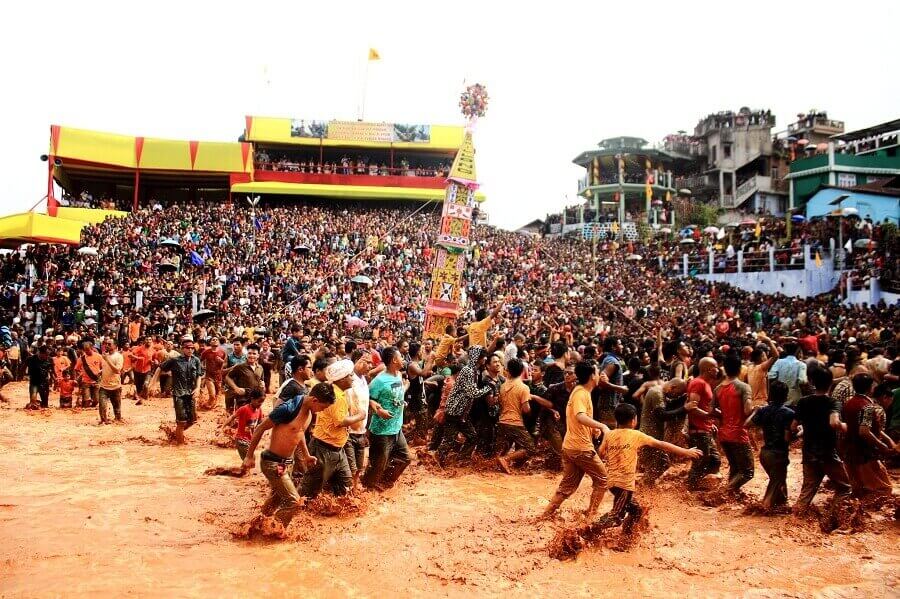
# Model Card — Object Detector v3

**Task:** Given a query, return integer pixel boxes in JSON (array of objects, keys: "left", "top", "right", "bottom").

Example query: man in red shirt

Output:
[
  {"left": 797, "top": 329, "right": 821, "bottom": 358},
  {"left": 841, "top": 372, "right": 896, "bottom": 497},
  {"left": 200, "top": 337, "right": 226, "bottom": 408},
  {"left": 221, "top": 390, "right": 265, "bottom": 461},
  {"left": 714, "top": 354, "right": 755, "bottom": 492},
  {"left": 685, "top": 356, "right": 722, "bottom": 490}
]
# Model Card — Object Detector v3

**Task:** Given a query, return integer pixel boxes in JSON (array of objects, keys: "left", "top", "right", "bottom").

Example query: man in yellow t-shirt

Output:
[
  {"left": 300, "top": 360, "right": 364, "bottom": 498},
  {"left": 597, "top": 403, "right": 702, "bottom": 532},
  {"left": 543, "top": 361, "right": 610, "bottom": 520},
  {"left": 466, "top": 298, "right": 508, "bottom": 349}
]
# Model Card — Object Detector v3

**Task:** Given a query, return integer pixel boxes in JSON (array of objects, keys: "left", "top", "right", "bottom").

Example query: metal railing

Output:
[{"left": 254, "top": 162, "right": 448, "bottom": 178}]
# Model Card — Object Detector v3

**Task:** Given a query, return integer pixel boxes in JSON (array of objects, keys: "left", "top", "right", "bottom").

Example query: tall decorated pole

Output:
[{"left": 423, "top": 84, "right": 488, "bottom": 340}]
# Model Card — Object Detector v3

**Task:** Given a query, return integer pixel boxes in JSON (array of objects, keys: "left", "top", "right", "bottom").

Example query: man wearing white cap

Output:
[{"left": 300, "top": 359, "right": 364, "bottom": 498}]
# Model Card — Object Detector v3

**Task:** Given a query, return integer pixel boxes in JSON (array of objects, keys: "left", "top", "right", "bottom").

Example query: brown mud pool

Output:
[{"left": 1, "top": 380, "right": 897, "bottom": 597}]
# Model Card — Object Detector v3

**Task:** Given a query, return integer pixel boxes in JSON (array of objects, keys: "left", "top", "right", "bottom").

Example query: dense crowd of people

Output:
[
  {"left": 0, "top": 198, "right": 897, "bottom": 533},
  {"left": 255, "top": 150, "right": 450, "bottom": 178}
]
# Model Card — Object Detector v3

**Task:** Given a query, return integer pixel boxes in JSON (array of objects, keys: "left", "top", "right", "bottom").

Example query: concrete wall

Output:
[{"left": 697, "top": 269, "right": 841, "bottom": 298}]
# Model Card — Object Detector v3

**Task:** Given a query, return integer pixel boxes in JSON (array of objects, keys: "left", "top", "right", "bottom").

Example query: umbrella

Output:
[
  {"left": 157, "top": 262, "right": 177, "bottom": 273},
  {"left": 651, "top": 199, "right": 663, "bottom": 206},
  {"left": 678, "top": 188, "right": 692, "bottom": 196},
  {"left": 625, "top": 254, "right": 643, "bottom": 261},
  {"left": 350, "top": 275, "right": 373, "bottom": 286},
  {"left": 840, "top": 206, "right": 859, "bottom": 217},
  {"left": 679, "top": 227, "right": 694, "bottom": 236},
  {"left": 786, "top": 136, "right": 797, "bottom": 142},
  {"left": 293, "top": 244, "right": 311, "bottom": 253},
  {"left": 77, "top": 247, "right": 98, "bottom": 256},
  {"left": 740, "top": 219, "right": 757, "bottom": 226},
  {"left": 192, "top": 309, "right": 217, "bottom": 322},
  {"left": 796, "top": 139, "right": 810, "bottom": 146},
  {"left": 854, "top": 238, "right": 874, "bottom": 248},
  {"left": 791, "top": 214, "right": 806, "bottom": 223},
  {"left": 703, "top": 226, "right": 719, "bottom": 234},
  {"left": 725, "top": 221, "right": 741, "bottom": 228},
  {"left": 680, "top": 238, "right": 695, "bottom": 244},
  {"left": 345, "top": 315, "right": 369, "bottom": 329},
  {"left": 658, "top": 227, "right": 672, "bottom": 234},
  {"left": 160, "top": 238, "right": 181, "bottom": 249}
]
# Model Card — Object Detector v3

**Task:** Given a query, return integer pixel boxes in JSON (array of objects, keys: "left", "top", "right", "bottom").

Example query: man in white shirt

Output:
[
  {"left": 344, "top": 349, "right": 372, "bottom": 492},
  {"left": 505, "top": 333, "right": 525, "bottom": 365}
]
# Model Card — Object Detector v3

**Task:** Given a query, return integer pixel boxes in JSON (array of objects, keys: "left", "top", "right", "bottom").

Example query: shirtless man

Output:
[{"left": 240, "top": 383, "right": 336, "bottom": 526}]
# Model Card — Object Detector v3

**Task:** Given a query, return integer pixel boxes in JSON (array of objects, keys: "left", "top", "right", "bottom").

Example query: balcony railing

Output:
[
  {"left": 675, "top": 174, "right": 717, "bottom": 191},
  {"left": 787, "top": 118, "right": 845, "bottom": 135}
]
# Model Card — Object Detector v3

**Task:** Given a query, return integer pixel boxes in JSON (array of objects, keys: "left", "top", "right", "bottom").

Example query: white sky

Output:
[{"left": 2, "top": 0, "right": 899, "bottom": 229}]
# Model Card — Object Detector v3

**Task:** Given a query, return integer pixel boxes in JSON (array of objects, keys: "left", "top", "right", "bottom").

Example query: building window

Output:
[
  {"left": 837, "top": 173, "right": 857, "bottom": 188},
  {"left": 711, "top": 145, "right": 717, "bottom": 163},
  {"left": 724, "top": 144, "right": 732, "bottom": 159}
]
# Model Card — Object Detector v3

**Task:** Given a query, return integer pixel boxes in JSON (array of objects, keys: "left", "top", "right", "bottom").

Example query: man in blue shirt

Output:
[
  {"left": 768, "top": 342, "right": 808, "bottom": 406},
  {"left": 363, "top": 346, "right": 411, "bottom": 490}
]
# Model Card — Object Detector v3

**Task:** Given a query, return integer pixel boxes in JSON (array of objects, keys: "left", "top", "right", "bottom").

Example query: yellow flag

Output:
[
  {"left": 611, "top": 221, "right": 620, "bottom": 234},
  {"left": 755, "top": 221, "right": 761, "bottom": 237},
  {"left": 815, "top": 251, "right": 823, "bottom": 268},
  {"left": 368, "top": 48, "right": 381, "bottom": 61},
  {"left": 645, "top": 183, "right": 653, "bottom": 201}
]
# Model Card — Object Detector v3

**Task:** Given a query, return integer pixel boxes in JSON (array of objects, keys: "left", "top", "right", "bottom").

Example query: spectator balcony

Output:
[{"left": 253, "top": 162, "right": 447, "bottom": 190}]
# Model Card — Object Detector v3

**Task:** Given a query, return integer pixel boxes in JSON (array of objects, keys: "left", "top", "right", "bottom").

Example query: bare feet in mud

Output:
[{"left": 497, "top": 456, "right": 512, "bottom": 474}]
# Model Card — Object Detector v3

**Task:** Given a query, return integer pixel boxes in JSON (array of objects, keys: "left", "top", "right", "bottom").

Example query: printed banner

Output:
[
  {"left": 290, "top": 119, "right": 328, "bottom": 138},
  {"left": 289, "top": 119, "right": 432, "bottom": 143}
]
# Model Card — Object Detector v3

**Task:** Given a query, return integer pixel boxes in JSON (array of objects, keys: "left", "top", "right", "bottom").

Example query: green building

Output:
[{"left": 787, "top": 118, "right": 900, "bottom": 209}]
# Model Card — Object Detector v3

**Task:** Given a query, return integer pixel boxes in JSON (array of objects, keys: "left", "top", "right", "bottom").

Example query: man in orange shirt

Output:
[
  {"left": 128, "top": 338, "right": 153, "bottom": 404},
  {"left": 53, "top": 348, "right": 71, "bottom": 391},
  {"left": 466, "top": 297, "right": 508, "bottom": 349},
  {"left": 543, "top": 360, "right": 611, "bottom": 520},
  {"left": 74, "top": 341, "right": 103, "bottom": 408}
]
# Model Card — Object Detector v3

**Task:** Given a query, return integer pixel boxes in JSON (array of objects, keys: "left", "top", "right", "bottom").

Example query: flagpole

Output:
[{"left": 360, "top": 56, "right": 370, "bottom": 121}]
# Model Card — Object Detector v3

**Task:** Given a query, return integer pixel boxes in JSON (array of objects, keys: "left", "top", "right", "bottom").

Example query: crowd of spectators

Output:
[{"left": 255, "top": 150, "right": 450, "bottom": 178}]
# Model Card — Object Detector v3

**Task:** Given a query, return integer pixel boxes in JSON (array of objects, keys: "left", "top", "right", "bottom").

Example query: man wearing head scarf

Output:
[
  {"left": 435, "top": 346, "right": 495, "bottom": 465},
  {"left": 299, "top": 359, "right": 365, "bottom": 498}
]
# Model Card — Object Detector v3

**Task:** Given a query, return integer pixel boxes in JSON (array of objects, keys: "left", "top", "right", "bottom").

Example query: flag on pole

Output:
[
  {"left": 754, "top": 221, "right": 761, "bottom": 238},
  {"left": 815, "top": 251, "right": 823, "bottom": 268},
  {"left": 368, "top": 48, "right": 381, "bottom": 61}
]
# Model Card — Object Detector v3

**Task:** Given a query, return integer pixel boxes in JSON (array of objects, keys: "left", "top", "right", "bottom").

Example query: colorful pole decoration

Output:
[{"left": 423, "top": 84, "right": 488, "bottom": 340}]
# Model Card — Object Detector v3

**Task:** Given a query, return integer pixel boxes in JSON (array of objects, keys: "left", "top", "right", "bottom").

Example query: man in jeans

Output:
[
  {"left": 436, "top": 346, "right": 493, "bottom": 466},
  {"left": 685, "top": 357, "right": 723, "bottom": 490},
  {"left": 364, "top": 346, "right": 412, "bottom": 490},
  {"left": 25, "top": 345, "right": 53, "bottom": 410},
  {"left": 300, "top": 360, "right": 364, "bottom": 497},
  {"left": 98, "top": 339, "right": 124, "bottom": 424},
  {"left": 792, "top": 366, "right": 852, "bottom": 514},
  {"left": 242, "top": 383, "right": 335, "bottom": 526},
  {"left": 714, "top": 354, "right": 755, "bottom": 492},
  {"left": 159, "top": 338, "right": 204, "bottom": 444}
]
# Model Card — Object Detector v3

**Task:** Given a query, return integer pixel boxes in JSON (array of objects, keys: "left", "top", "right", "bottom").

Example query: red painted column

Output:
[{"left": 133, "top": 170, "right": 140, "bottom": 212}]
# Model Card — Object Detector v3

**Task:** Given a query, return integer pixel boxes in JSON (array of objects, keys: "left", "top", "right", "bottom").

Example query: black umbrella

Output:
[
  {"left": 293, "top": 244, "right": 311, "bottom": 254},
  {"left": 157, "top": 262, "right": 178, "bottom": 273},
  {"left": 192, "top": 309, "right": 217, "bottom": 323}
]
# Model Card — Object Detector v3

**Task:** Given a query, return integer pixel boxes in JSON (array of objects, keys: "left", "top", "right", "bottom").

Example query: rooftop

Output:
[{"left": 831, "top": 118, "right": 900, "bottom": 143}]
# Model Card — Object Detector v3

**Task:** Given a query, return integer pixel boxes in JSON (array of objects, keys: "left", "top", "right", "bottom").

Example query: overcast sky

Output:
[{"left": 3, "top": 0, "right": 898, "bottom": 229}]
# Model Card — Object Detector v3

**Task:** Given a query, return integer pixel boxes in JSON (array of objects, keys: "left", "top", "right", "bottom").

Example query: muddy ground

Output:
[{"left": 1, "top": 380, "right": 897, "bottom": 598}]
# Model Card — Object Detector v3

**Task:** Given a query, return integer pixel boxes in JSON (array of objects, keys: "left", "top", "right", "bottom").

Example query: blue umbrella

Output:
[
  {"left": 679, "top": 227, "right": 694, "bottom": 237},
  {"left": 791, "top": 214, "right": 806, "bottom": 223}
]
